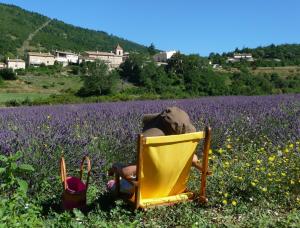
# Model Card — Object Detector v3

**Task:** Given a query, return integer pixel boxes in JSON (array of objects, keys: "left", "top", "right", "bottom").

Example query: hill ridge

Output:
[{"left": 0, "top": 3, "right": 147, "bottom": 58}]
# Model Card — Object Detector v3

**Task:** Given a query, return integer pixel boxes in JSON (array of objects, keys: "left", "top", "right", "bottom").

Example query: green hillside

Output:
[
  {"left": 209, "top": 44, "right": 300, "bottom": 67},
  {"left": 0, "top": 3, "right": 148, "bottom": 58}
]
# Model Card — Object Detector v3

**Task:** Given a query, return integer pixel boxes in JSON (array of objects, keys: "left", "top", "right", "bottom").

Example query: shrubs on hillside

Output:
[
  {"left": 77, "top": 60, "right": 119, "bottom": 96},
  {"left": 0, "top": 68, "right": 17, "bottom": 80},
  {"left": 116, "top": 52, "right": 300, "bottom": 97}
]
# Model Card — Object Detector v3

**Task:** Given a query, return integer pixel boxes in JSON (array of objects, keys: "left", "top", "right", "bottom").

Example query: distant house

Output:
[
  {"left": 153, "top": 51, "right": 177, "bottom": 63},
  {"left": 7, "top": 58, "right": 25, "bottom": 70},
  {"left": 0, "top": 62, "right": 6, "bottom": 69},
  {"left": 212, "top": 64, "right": 222, "bottom": 69},
  {"left": 54, "top": 50, "right": 79, "bottom": 66},
  {"left": 227, "top": 53, "right": 254, "bottom": 63},
  {"left": 82, "top": 44, "right": 124, "bottom": 69},
  {"left": 27, "top": 52, "right": 55, "bottom": 66}
]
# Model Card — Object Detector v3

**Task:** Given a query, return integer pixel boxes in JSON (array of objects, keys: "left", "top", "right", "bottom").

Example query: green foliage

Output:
[
  {"left": 0, "top": 4, "right": 48, "bottom": 56},
  {"left": 210, "top": 139, "right": 300, "bottom": 205},
  {"left": 230, "top": 71, "right": 273, "bottom": 95},
  {"left": 0, "top": 3, "right": 148, "bottom": 57},
  {"left": 24, "top": 62, "right": 63, "bottom": 76},
  {"left": 147, "top": 43, "right": 157, "bottom": 56},
  {"left": 0, "top": 152, "right": 42, "bottom": 227},
  {"left": 78, "top": 60, "right": 119, "bottom": 96},
  {"left": 119, "top": 52, "right": 149, "bottom": 84},
  {"left": 119, "top": 53, "right": 185, "bottom": 95},
  {"left": 0, "top": 68, "right": 17, "bottom": 80},
  {"left": 210, "top": 44, "right": 300, "bottom": 67},
  {"left": 0, "top": 152, "right": 34, "bottom": 197}
]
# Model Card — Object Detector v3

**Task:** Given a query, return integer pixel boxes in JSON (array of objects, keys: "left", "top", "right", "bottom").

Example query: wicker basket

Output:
[{"left": 60, "top": 156, "right": 91, "bottom": 210}]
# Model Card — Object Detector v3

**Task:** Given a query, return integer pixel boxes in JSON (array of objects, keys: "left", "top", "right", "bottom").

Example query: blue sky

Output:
[{"left": 1, "top": 0, "right": 300, "bottom": 56}]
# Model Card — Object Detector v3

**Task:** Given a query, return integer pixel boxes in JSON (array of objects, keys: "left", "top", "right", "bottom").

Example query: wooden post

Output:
[
  {"left": 60, "top": 157, "right": 67, "bottom": 190},
  {"left": 134, "top": 134, "right": 143, "bottom": 209},
  {"left": 80, "top": 156, "right": 91, "bottom": 190},
  {"left": 199, "top": 126, "right": 211, "bottom": 203}
]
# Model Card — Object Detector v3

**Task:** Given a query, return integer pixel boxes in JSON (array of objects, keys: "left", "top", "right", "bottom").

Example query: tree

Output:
[
  {"left": 140, "top": 63, "right": 174, "bottom": 93},
  {"left": 166, "top": 52, "right": 185, "bottom": 75},
  {"left": 78, "top": 60, "right": 119, "bottom": 96},
  {"left": 147, "top": 43, "right": 157, "bottom": 56},
  {"left": 119, "top": 53, "right": 150, "bottom": 85}
]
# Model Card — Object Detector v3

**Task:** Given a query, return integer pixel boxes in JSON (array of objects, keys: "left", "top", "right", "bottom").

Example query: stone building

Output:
[
  {"left": 153, "top": 51, "right": 177, "bottom": 63},
  {"left": 227, "top": 53, "right": 254, "bottom": 63},
  {"left": 0, "top": 62, "right": 6, "bottom": 69},
  {"left": 54, "top": 50, "right": 79, "bottom": 66},
  {"left": 82, "top": 44, "right": 124, "bottom": 68},
  {"left": 7, "top": 58, "right": 25, "bottom": 70},
  {"left": 27, "top": 52, "right": 55, "bottom": 66}
]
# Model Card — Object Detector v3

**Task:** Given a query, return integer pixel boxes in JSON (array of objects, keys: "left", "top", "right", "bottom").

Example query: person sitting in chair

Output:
[{"left": 107, "top": 106, "right": 204, "bottom": 194}]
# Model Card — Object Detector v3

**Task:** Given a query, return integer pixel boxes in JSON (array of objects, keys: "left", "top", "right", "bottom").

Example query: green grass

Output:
[
  {"left": 252, "top": 66, "right": 300, "bottom": 76},
  {"left": 0, "top": 74, "right": 83, "bottom": 105},
  {"left": 217, "top": 66, "right": 300, "bottom": 77},
  {"left": 0, "top": 92, "right": 51, "bottom": 103},
  {"left": 20, "top": 138, "right": 300, "bottom": 227},
  {"left": 0, "top": 74, "right": 83, "bottom": 94},
  {"left": 17, "top": 74, "right": 83, "bottom": 93}
]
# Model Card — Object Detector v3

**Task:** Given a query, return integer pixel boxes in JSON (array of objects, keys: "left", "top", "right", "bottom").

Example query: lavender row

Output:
[{"left": 0, "top": 94, "right": 299, "bottom": 173}]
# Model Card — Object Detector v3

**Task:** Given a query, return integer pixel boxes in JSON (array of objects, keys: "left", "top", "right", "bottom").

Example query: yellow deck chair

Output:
[{"left": 114, "top": 127, "right": 212, "bottom": 209}]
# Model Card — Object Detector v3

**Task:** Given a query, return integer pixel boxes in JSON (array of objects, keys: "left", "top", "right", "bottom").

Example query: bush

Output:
[
  {"left": 5, "top": 99, "right": 21, "bottom": 107},
  {"left": 0, "top": 68, "right": 17, "bottom": 80},
  {"left": 0, "top": 152, "right": 42, "bottom": 227}
]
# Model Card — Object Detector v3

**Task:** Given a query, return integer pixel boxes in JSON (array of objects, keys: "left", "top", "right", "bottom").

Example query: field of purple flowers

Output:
[{"left": 0, "top": 94, "right": 299, "bottom": 226}]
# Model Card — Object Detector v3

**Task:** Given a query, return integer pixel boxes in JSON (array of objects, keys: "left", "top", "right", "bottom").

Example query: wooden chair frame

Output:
[{"left": 113, "top": 126, "right": 212, "bottom": 209}]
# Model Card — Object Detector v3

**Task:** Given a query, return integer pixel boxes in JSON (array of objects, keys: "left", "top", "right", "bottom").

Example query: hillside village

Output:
[
  {"left": 0, "top": 44, "right": 179, "bottom": 71},
  {"left": 1, "top": 47, "right": 258, "bottom": 71},
  {"left": 0, "top": 44, "right": 128, "bottom": 71}
]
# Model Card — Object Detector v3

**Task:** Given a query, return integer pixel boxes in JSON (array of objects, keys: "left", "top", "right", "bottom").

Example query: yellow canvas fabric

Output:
[
  {"left": 139, "top": 192, "right": 194, "bottom": 208},
  {"left": 144, "top": 132, "right": 204, "bottom": 145},
  {"left": 139, "top": 132, "right": 204, "bottom": 201}
]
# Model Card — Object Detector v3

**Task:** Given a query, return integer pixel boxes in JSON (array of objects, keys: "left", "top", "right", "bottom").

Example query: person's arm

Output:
[
  {"left": 192, "top": 154, "right": 203, "bottom": 171},
  {"left": 192, "top": 154, "right": 212, "bottom": 175},
  {"left": 108, "top": 163, "right": 137, "bottom": 180}
]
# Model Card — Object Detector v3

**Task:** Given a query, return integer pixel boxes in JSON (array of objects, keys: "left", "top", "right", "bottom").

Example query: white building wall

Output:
[
  {"left": 29, "top": 55, "right": 55, "bottom": 66},
  {"left": 153, "top": 51, "right": 176, "bottom": 62},
  {"left": 55, "top": 52, "right": 79, "bottom": 66},
  {"left": 7, "top": 61, "right": 25, "bottom": 70},
  {"left": 0, "top": 63, "right": 6, "bottom": 69},
  {"left": 66, "top": 54, "right": 79, "bottom": 64}
]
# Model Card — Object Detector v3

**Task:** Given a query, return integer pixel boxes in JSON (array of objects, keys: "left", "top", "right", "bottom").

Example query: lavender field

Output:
[{"left": 0, "top": 94, "right": 300, "bottom": 226}]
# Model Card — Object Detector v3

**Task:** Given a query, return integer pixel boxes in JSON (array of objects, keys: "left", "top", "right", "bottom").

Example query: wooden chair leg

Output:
[{"left": 199, "top": 126, "right": 211, "bottom": 204}]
